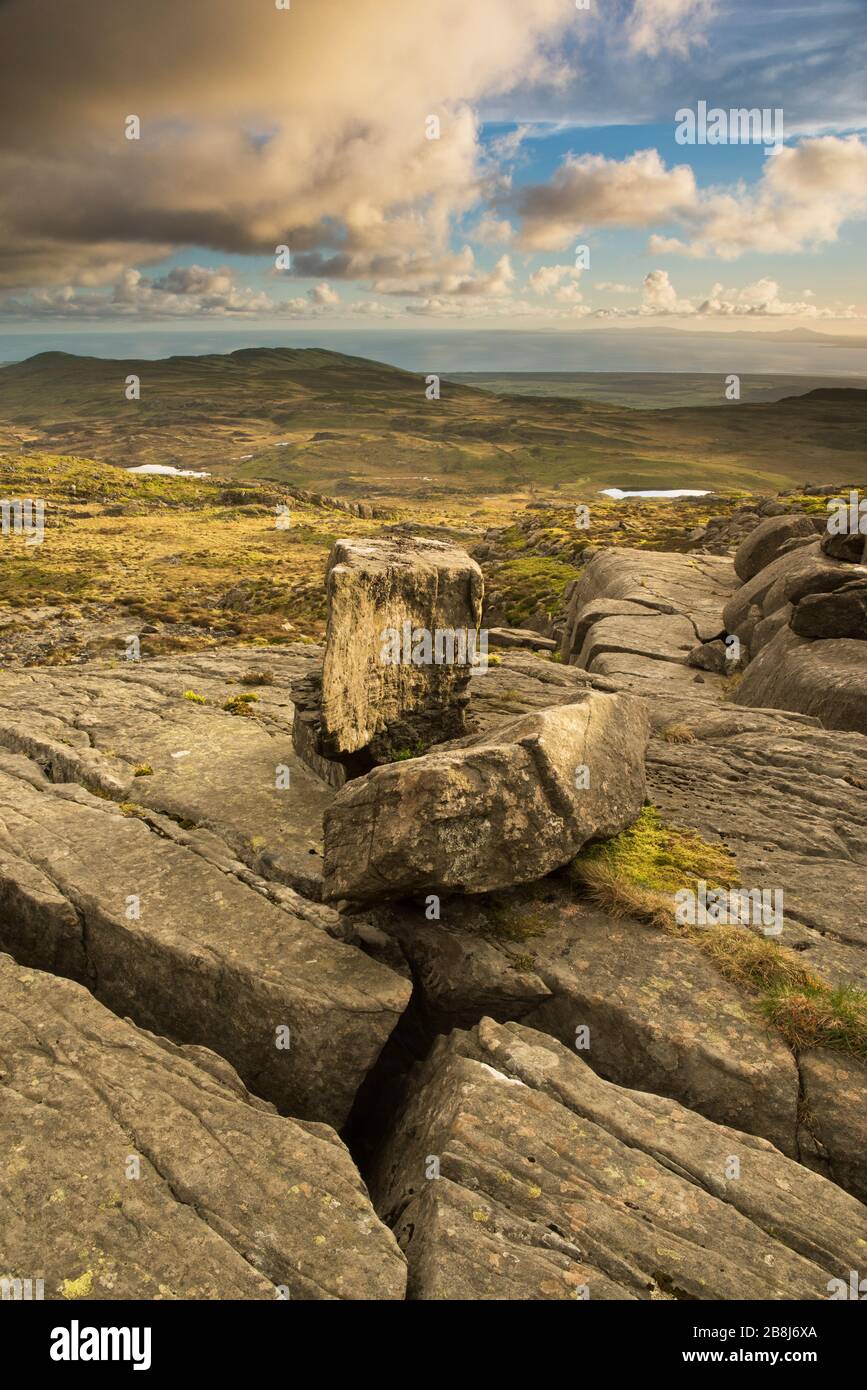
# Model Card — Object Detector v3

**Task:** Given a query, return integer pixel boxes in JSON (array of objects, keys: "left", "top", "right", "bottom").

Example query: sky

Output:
[{"left": 1, "top": 0, "right": 866, "bottom": 369}]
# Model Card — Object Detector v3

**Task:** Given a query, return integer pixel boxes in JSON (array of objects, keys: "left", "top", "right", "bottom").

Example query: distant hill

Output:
[{"left": 1, "top": 346, "right": 865, "bottom": 497}]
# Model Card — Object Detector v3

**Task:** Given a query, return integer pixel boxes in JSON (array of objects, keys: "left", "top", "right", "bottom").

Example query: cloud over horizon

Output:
[{"left": 0, "top": 0, "right": 864, "bottom": 331}]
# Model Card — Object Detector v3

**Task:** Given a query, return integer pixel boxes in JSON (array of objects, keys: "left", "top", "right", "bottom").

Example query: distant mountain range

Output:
[{"left": 1, "top": 346, "right": 865, "bottom": 496}]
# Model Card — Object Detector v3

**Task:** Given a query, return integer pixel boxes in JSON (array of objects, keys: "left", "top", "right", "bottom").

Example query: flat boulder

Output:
[
  {"left": 791, "top": 580, "right": 867, "bottom": 639},
  {"left": 0, "top": 952, "right": 406, "bottom": 1300},
  {"left": 734, "top": 512, "right": 816, "bottom": 582},
  {"left": 322, "top": 693, "right": 649, "bottom": 902},
  {"left": 370, "top": 1018, "right": 867, "bottom": 1300},
  {"left": 320, "top": 536, "right": 483, "bottom": 757}
]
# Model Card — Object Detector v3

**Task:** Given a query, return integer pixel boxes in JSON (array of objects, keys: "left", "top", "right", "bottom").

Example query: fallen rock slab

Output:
[
  {"left": 0, "top": 760, "right": 409, "bottom": 1127},
  {"left": 322, "top": 693, "right": 649, "bottom": 903},
  {"left": 0, "top": 952, "right": 406, "bottom": 1300},
  {"left": 370, "top": 1018, "right": 867, "bottom": 1300}
]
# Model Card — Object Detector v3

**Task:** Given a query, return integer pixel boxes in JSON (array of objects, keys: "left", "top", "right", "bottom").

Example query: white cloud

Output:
[
  {"left": 650, "top": 134, "right": 867, "bottom": 259},
  {"left": 592, "top": 269, "right": 859, "bottom": 320},
  {"left": 512, "top": 149, "right": 697, "bottom": 250},
  {"left": 626, "top": 0, "right": 717, "bottom": 57}
]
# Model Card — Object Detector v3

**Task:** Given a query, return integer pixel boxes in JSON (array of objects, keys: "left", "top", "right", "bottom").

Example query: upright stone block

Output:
[{"left": 319, "top": 536, "right": 483, "bottom": 758}]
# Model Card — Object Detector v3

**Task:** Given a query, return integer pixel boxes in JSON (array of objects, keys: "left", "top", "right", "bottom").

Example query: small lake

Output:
[{"left": 600, "top": 488, "right": 710, "bottom": 500}]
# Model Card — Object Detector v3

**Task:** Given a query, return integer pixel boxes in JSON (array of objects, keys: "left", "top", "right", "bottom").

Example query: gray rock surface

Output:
[
  {"left": 0, "top": 647, "right": 332, "bottom": 897},
  {"left": 370, "top": 1018, "right": 867, "bottom": 1300},
  {"left": 734, "top": 628, "right": 867, "bottom": 733},
  {"left": 322, "top": 693, "right": 649, "bottom": 903},
  {"left": 560, "top": 549, "right": 736, "bottom": 697},
  {"left": 734, "top": 513, "right": 816, "bottom": 582},
  {"left": 0, "top": 951, "right": 406, "bottom": 1300},
  {"left": 0, "top": 733, "right": 409, "bottom": 1127}
]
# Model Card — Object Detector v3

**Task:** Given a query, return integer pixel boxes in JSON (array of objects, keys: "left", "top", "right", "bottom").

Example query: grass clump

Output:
[
  {"left": 568, "top": 805, "right": 867, "bottom": 1059},
  {"left": 660, "top": 723, "right": 696, "bottom": 744},
  {"left": 183, "top": 690, "right": 206, "bottom": 704},
  {"left": 239, "top": 669, "right": 274, "bottom": 685},
  {"left": 222, "top": 693, "right": 258, "bottom": 716},
  {"left": 132, "top": 763, "right": 153, "bottom": 777},
  {"left": 568, "top": 805, "right": 738, "bottom": 897},
  {"left": 763, "top": 984, "right": 867, "bottom": 1059},
  {"left": 483, "top": 894, "right": 549, "bottom": 944}
]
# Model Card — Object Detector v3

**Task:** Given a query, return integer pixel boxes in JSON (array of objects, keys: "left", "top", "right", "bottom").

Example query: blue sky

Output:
[{"left": 0, "top": 0, "right": 865, "bottom": 365}]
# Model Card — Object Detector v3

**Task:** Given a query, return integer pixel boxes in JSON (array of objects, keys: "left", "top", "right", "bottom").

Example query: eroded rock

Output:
[
  {"left": 370, "top": 1018, "right": 867, "bottom": 1300},
  {"left": 734, "top": 513, "right": 816, "bottom": 582},
  {"left": 0, "top": 952, "right": 407, "bottom": 1300},
  {"left": 320, "top": 536, "right": 483, "bottom": 758},
  {"left": 322, "top": 693, "right": 649, "bottom": 903}
]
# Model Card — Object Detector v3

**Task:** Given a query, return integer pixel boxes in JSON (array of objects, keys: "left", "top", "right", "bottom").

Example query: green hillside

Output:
[{"left": 1, "top": 347, "right": 865, "bottom": 497}]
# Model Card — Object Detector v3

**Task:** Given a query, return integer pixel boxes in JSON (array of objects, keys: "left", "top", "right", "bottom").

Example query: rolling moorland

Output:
[
  {"left": 1, "top": 345, "right": 867, "bottom": 1303},
  {"left": 1, "top": 347, "right": 866, "bottom": 502}
]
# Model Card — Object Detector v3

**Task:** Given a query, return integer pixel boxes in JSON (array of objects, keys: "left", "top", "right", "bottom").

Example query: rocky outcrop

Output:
[
  {"left": 734, "top": 513, "right": 817, "bottom": 581},
  {"left": 0, "top": 735, "right": 408, "bottom": 1128},
  {"left": 790, "top": 580, "right": 867, "bottom": 639},
  {"left": 734, "top": 629, "right": 867, "bottom": 732},
  {"left": 560, "top": 549, "right": 737, "bottom": 697},
  {"left": 723, "top": 524, "right": 867, "bottom": 731},
  {"left": 2, "top": 528, "right": 866, "bottom": 1302},
  {"left": 0, "top": 951, "right": 406, "bottom": 1300},
  {"left": 370, "top": 1018, "right": 867, "bottom": 1300},
  {"left": 322, "top": 694, "right": 649, "bottom": 903},
  {"left": 320, "top": 536, "right": 483, "bottom": 759}
]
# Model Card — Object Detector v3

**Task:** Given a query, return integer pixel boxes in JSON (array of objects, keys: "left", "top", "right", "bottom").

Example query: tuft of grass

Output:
[
  {"left": 660, "top": 723, "right": 696, "bottom": 744},
  {"left": 569, "top": 805, "right": 867, "bottom": 1059},
  {"left": 569, "top": 804, "right": 738, "bottom": 896},
  {"left": 510, "top": 952, "right": 538, "bottom": 973},
  {"left": 762, "top": 984, "right": 867, "bottom": 1059},
  {"left": 483, "top": 896, "right": 549, "bottom": 944},
  {"left": 389, "top": 740, "right": 427, "bottom": 761},
  {"left": 183, "top": 690, "right": 206, "bottom": 704},
  {"left": 239, "top": 669, "right": 274, "bottom": 685},
  {"left": 222, "top": 693, "right": 258, "bottom": 716},
  {"left": 132, "top": 763, "right": 153, "bottom": 777}
]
